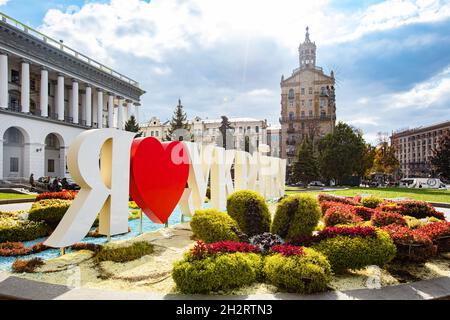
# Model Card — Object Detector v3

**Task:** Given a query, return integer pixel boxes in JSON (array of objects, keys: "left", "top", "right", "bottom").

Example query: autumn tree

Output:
[{"left": 292, "top": 138, "right": 320, "bottom": 185}]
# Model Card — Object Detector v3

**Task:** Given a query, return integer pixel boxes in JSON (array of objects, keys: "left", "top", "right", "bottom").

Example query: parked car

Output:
[
  {"left": 61, "top": 178, "right": 80, "bottom": 191},
  {"left": 308, "top": 181, "right": 325, "bottom": 187}
]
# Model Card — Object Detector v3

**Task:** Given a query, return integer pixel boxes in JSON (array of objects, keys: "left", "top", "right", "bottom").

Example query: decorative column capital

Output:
[
  {"left": 71, "top": 78, "right": 79, "bottom": 84},
  {"left": 41, "top": 66, "right": 49, "bottom": 72},
  {"left": 20, "top": 58, "right": 31, "bottom": 65},
  {"left": 57, "top": 73, "right": 65, "bottom": 78},
  {"left": 133, "top": 102, "right": 141, "bottom": 107},
  {"left": 96, "top": 88, "right": 104, "bottom": 93}
]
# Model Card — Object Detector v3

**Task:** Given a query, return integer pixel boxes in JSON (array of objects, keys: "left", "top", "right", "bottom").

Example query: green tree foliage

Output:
[
  {"left": 291, "top": 138, "right": 319, "bottom": 185},
  {"left": 318, "top": 122, "right": 366, "bottom": 184},
  {"left": 358, "top": 143, "right": 376, "bottom": 178},
  {"left": 124, "top": 115, "right": 143, "bottom": 137},
  {"left": 166, "top": 99, "right": 190, "bottom": 141},
  {"left": 431, "top": 132, "right": 450, "bottom": 181},
  {"left": 373, "top": 133, "right": 399, "bottom": 176}
]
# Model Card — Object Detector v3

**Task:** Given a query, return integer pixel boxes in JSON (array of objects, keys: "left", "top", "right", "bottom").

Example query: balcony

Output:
[
  {"left": 2, "top": 104, "right": 93, "bottom": 129},
  {"left": 280, "top": 115, "right": 333, "bottom": 123}
]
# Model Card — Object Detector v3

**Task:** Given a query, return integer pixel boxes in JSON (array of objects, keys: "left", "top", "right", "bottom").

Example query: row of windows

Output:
[
  {"left": 8, "top": 158, "right": 56, "bottom": 173},
  {"left": 288, "top": 99, "right": 328, "bottom": 108},
  {"left": 288, "top": 110, "right": 327, "bottom": 119},
  {"left": 288, "top": 87, "right": 328, "bottom": 99}
]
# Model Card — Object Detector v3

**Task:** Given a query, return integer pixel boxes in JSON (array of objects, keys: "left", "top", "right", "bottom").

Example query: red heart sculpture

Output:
[{"left": 129, "top": 137, "right": 190, "bottom": 224}]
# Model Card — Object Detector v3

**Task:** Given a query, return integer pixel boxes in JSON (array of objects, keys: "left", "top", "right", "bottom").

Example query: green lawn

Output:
[
  {"left": 0, "top": 193, "right": 36, "bottom": 200},
  {"left": 285, "top": 187, "right": 450, "bottom": 203}
]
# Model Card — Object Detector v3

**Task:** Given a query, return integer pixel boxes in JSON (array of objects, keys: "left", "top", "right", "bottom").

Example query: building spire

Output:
[
  {"left": 305, "top": 26, "right": 310, "bottom": 42},
  {"left": 299, "top": 26, "right": 316, "bottom": 68}
]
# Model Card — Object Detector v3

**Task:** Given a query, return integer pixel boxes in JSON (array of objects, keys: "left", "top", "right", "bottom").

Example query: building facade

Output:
[
  {"left": 280, "top": 27, "right": 336, "bottom": 166},
  {"left": 267, "top": 125, "right": 281, "bottom": 158},
  {"left": 142, "top": 115, "right": 268, "bottom": 153},
  {"left": 390, "top": 120, "right": 450, "bottom": 178},
  {"left": 0, "top": 13, "right": 145, "bottom": 181}
]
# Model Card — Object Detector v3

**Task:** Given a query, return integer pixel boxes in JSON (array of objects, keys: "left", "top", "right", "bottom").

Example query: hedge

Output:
[
  {"left": 323, "top": 205, "right": 361, "bottom": 227},
  {"left": 190, "top": 209, "right": 240, "bottom": 243},
  {"left": 0, "top": 217, "right": 50, "bottom": 243},
  {"left": 226, "top": 190, "right": 271, "bottom": 236},
  {"left": 95, "top": 241, "right": 154, "bottom": 263},
  {"left": 272, "top": 194, "right": 321, "bottom": 241},
  {"left": 172, "top": 252, "right": 262, "bottom": 294},
  {"left": 312, "top": 229, "right": 396, "bottom": 272},
  {"left": 263, "top": 247, "right": 332, "bottom": 294},
  {"left": 28, "top": 199, "right": 72, "bottom": 229},
  {"left": 361, "top": 196, "right": 383, "bottom": 209}
]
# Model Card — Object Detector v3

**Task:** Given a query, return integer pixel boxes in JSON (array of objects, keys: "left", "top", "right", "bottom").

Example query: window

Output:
[
  {"left": 48, "top": 159, "right": 55, "bottom": 173},
  {"left": 150, "top": 131, "right": 154, "bottom": 137},
  {"left": 45, "top": 134, "right": 58, "bottom": 148},
  {"left": 7, "top": 128, "right": 22, "bottom": 144},
  {"left": 11, "top": 70, "right": 19, "bottom": 83},
  {"left": 301, "top": 100, "right": 305, "bottom": 107},
  {"left": 309, "top": 110, "right": 313, "bottom": 117},
  {"left": 255, "top": 126, "right": 259, "bottom": 133},
  {"left": 289, "top": 100, "right": 294, "bottom": 107},
  {"left": 301, "top": 111, "right": 305, "bottom": 117},
  {"left": 308, "top": 99, "right": 312, "bottom": 107},
  {"left": 155, "top": 131, "right": 159, "bottom": 137},
  {"left": 320, "top": 99, "right": 326, "bottom": 107},
  {"left": 309, "top": 87, "right": 313, "bottom": 95},
  {"left": 288, "top": 112, "right": 294, "bottom": 121},
  {"left": 288, "top": 89, "right": 294, "bottom": 100},
  {"left": 10, "top": 158, "right": 19, "bottom": 172},
  {"left": 301, "top": 88, "right": 305, "bottom": 95}
]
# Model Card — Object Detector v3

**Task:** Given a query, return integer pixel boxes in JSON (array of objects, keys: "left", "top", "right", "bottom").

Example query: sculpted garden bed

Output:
[{"left": 0, "top": 190, "right": 450, "bottom": 296}]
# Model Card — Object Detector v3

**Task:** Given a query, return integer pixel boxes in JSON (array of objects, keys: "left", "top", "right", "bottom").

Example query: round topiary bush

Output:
[
  {"left": 190, "top": 209, "right": 240, "bottom": 243},
  {"left": 323, "top": 205, "right": 362, "bottom": 227},
  {"left": 226, "top": 190, "right": 271, "bottom": 237},
  {"left": 312, "top": 229, "right": 396, "bottom": 273},
  {"left": 172, "top": 252, "right": 262, "bottom": 294},
  {"left": 361, "top": 196, "right": 383, "bottom": 209},
  {"left": 263, "top": 247, "right": 332, "bottom": 294},
  {"left": 271, "top": 194, "right": 321, "bottom": 241}
]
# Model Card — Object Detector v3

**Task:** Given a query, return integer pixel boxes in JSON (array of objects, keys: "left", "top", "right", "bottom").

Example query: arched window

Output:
[
  {"left": 288, "top": 89, "right": 295, "bottom": 100},
  {"left": 288, "top": 112, "right": 294, "bottom": 121}
]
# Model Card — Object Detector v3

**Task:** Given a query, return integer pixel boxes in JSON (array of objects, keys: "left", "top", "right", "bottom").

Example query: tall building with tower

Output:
[{"left": 279, "top": 27, "right": 336, "bottom": 166}]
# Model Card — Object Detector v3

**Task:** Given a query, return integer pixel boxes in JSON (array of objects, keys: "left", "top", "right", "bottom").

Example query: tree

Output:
[
  {"left": 218, "top": 116, "right": 234, "bottom": 149},
  {"left": 357, "top": 143, "right": 376, "bottom": 179},
  {"left": 431, "top": 131, "right": 450, "bottom": 181},
  {"left": 317, "top": 122, "right": 366, "bottom": 185},
  {"left": 373, "top": 133, "right": 399, "bottom": 177},
  {"left": 124, "top": 115, "right": 143, "bottom": 137},
  {"left": 166, "top": 99, "right": 190, "bottom": 141},
  {"left": 292, "top": 138, "right": 319, "bottom": 185}
]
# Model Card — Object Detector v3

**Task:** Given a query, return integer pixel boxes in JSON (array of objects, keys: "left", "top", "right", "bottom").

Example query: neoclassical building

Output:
[
  {"left": 0, "top": 13, "right": 145, "bottom": 181},
  {"left": 280, "top": 27, "right": 336, "bottom": 165},
  {"left": 142, "top": 114, "right": 268, "bottom": 154}
]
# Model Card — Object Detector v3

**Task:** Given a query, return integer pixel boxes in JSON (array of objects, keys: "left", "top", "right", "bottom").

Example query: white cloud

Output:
[
  {"left": 0, "top": 0, "right": 9, "bottom": 6},
  {"left": 389, "top": 65, "right": 450, "bottom": 109},
  {"left": 347, "top": 116, "right": 380, "bottom": 126}
]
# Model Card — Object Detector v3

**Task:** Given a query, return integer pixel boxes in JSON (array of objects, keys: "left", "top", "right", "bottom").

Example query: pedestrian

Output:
[{"left": 29, "top": 173, "right": 36, "bottom": 191}]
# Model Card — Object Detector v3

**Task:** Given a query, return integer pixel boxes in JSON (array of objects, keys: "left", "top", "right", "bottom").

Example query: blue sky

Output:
[{"left": 1, "top": 0, "right": 449, "bottom": 144}]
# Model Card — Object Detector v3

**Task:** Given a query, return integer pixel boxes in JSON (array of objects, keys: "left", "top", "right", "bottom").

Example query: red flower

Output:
[
  {"left": 382, "top": 224, "right": 432, "bottom": 245},
  {"left": 190, "top": 240, "right": 260, "bottom": 259},
  {"left": 371, "top": 211, "right": 407, "bottom": 227},
  {"left": 319, "top": 226, "right": 377, "bottom": 239},
  {"left": 35, "top": 191, "right": 77, "bottom": 201},
  {"left": 271, "top": 244, "right": 305, "bottom": 257},
  {"left": 415, "top": 221, "right": 450, "bottom": 241},
  {"left": 323, "top": 205, "right": 362, "bottom": 227}
]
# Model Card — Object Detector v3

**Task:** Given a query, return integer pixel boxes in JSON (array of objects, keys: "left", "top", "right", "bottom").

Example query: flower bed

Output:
[
  {"left": 318, "top": 194, "right": 359, "bottom": 206},
  {"left": 35, "top": 191, "right": 77, "bottom": 201},
  {"left": 323, "top": 205, "right": 362, "bottom": 227},
  {"left": 415, "top": 221, "right": 450, "bottom": 252},
  {"left": 382, "top": 224, "right": 437, "bottom": 262},
  {"left": 371, "top": 211, "right": 407, "bottom": 227}
]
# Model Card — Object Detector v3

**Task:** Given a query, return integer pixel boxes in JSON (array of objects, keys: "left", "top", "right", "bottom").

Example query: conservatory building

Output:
[{"left": 0, "top": 13, "right": 145, "bottom": 181}]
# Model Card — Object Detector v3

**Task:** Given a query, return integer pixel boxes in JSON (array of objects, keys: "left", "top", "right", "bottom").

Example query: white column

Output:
[
  {"left": 57, "top": 74, "right": 64, "bottom": 120},
  {"left": 40, "top": 68, "right": 48, "bottom": 117},
  {"left": 21, "top": 61, "right": 30, "bottom": 113},
  {"left": 71, "top": 80, "right": 79, "bottom": 124},
  {"left": 134, "top": 103, "right": 140, "bottom": 124},
  {"left": 0, "top": 53, "right": 8, "bottom": 109},
  {"left": 85, "top": 86, "right": 92, "bottom": 127},
  {"left": 108, "top": 94, "right": 114, "bottom": 128},
  {"left": 127, "top": 100, "right": 133, "bottom": 120},
  {"left": 117, "top": 97, "right": 124, "bottom": 129},
  {"left": 97, "top": 89, "right": 103, "bottom": 129}
]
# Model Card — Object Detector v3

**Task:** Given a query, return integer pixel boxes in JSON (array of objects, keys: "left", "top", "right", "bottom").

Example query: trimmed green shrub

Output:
[
  {"left": 263, "top": 247, "right": 332, "bottom": 294},
  {"left": 28, "top": 199, "right": 72, "bottom": 229},
  {"left": 172, "top": 252, "right": 262, "bottom": 294},
  {"left": 190, "top": 209, "right": 240, "bottom": 243},
  {"left": 95, "top": 241, "right": 154, "bottom": 262},
  {"left": 312, "top": 229, "right": 396, "bottom": 272},
  {"left": 272, "top": 194, "right": 321, "bottom": 241},
  {"left": 226, "top": 190, "right": 271, "bottom": 236},
  {"left": 0, "top": 217, "right": 50, "bottom": 243},
  {"left": 361, "top": 196, "right": 383, "bottom": 209}
]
